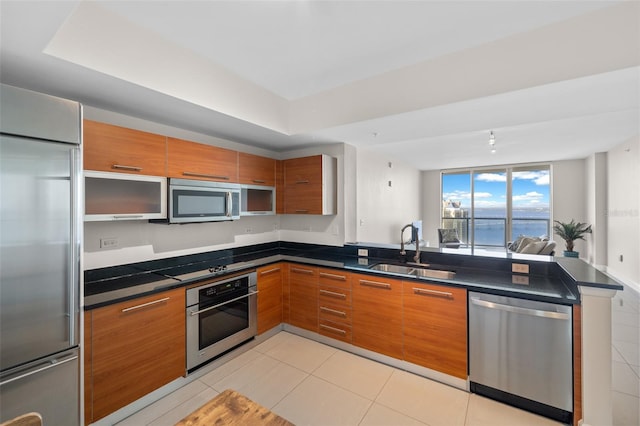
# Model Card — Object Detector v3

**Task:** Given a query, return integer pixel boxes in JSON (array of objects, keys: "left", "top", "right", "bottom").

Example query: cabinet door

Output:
[
  {"left": 89, "top": 288, "right": 185, "bottom": 422},
  {"left": 167, "top": 137, "right": 238, "bottom": 182},
  {"left": 83, "top": 120, "right": 167, "bottom": 176},
  {"left": 239, "top": 152, "right": 276, "bottom": 186},
  {"left": 352, "top": 273, "right": 403, "bottom": 359},
  {"left": 318, "top": 268, "right": 352, "bottom": 343},
  {"left": 275, "top": 160, "right": 284, "bottom": 214},
  {"left": 283, "top": 155, "right": 323, "bottom": 214},
  {"left": 84, "top": 311, "right": 92, "bottom": 426},
  {"left": 257, "top": 264, "right": 283, "bottom": 335},
  {"left": 288, "top": 265, "right": 318, "bottom": 332},
  {"left": 403, "top": 281, "right": 467, "bottom": 379}
]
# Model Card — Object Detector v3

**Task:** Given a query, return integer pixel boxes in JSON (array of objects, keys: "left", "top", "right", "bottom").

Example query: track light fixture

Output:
[{"left": 488, "top": 131, "right": 496, "bottom": 154}]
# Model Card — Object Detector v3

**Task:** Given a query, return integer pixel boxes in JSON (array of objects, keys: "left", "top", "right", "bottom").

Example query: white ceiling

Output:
[{"left": 1, "top": 0, "right": 638, "bottom": 170}]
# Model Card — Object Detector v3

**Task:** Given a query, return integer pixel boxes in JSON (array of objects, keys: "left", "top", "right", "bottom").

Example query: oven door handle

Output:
[{"left": 189, "top": 290, "right": 259, "bottom": 316}]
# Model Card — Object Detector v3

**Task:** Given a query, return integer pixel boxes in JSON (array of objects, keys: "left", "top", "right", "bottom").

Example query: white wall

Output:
[
  {"left": 552, "top": 159, "right": 589, "bottom": 256},
  {"left": 355, "top": 149, "right": 422, "bottom": 245},
  {"left": 585, "top": 153, "right": 608, "bottom": 267},
  {"left": 421, "top": 170, "right": 441, "bottom": 247},
  {"left": 606, "top": 136, "right": 639, "bottom": 289}
]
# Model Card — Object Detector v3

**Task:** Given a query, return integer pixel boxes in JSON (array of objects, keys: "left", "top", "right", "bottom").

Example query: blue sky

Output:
[{"left": 442, "top": 170, "right": 550, "bottom": 211}]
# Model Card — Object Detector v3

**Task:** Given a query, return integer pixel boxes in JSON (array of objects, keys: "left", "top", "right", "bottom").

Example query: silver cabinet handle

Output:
[
  {"left": 0, "top": 354, "right": 78, "bottom": 387},
  {"left": 295, "top": 180, "right": 309, "bottom": 184},
  {"left": 470, "top": 298, "right": 570, "bottom": 320},
  {"left": 182, "top": 171, "right": 230, "bottom": 180},
  {"left": 319, "top": 272, "right": 347, "bottom": 281},
  {"left": 190, "top": 291, "right": 259, "bottom": 316},
  {"left": 319, "top": 289, "right": 347, "bottom": 299},
  {"left": 359, "top": 279, "right": 391, "bottom": 289},
  {"left": 320, "top": 324, "right": 347, "bottom": 335},
  {"left": 295, "top": 210, "right": 309, "bottom": 213},
  {"left": 113, "top": 215, "right": 144, "bottom": 220},
  {"left": 320, "top": 306, "right": 347, "bottom": 317},
  {"left": 121, "top": 297, "right": 170, "bottom": 313},
  {"left": 112, "top": 164, "right": 142, "bottom": 172},
  {"left": 260, "top": 267, "right": 281, "bottom": 276},
  {"left": 413, "top": 287, "right": 453, "bottom": 298},
  {"left": 252, "top": 179, "right": 266, "bottom": 184},
  {"left": 291, "top": 267, "right": 314, "bottom": 275}
]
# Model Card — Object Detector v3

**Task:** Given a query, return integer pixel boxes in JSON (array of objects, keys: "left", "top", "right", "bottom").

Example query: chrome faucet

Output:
[{"left": 400, "top": 224, "right": 421, "bottom": 263}]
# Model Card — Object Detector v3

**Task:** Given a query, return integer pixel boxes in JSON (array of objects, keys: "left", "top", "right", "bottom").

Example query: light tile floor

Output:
[
  {"left": 612, "top": 283, "right": 640, "bottom": 426},
  {"left": 117, "top": 332, "right": 562, "bottom": 426}
]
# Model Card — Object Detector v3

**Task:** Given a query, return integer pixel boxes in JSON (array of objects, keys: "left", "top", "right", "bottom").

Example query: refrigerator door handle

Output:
[
  {"left": 68, "top": 147, "right": 81, "bottom": 347},
  {"left": 0, "top": 353, "right": 78, "bottom": 387}
]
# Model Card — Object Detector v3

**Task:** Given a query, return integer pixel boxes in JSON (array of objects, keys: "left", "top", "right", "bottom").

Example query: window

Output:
[{"left": 442, "top": 165, "right": 550, "bottom": 248}]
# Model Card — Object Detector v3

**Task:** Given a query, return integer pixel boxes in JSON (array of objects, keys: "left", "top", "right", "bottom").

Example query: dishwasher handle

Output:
[{"left": 470, "top": 297, "right": 570, "bottom": 320}]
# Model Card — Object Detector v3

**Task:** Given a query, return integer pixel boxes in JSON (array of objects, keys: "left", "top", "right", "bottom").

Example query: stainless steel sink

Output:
[
  {"left": 369, "top": 264, "right": 414, "bottom": 274},
  {"left": 368, "top": 263, "right": 455, "bottom": 280}
]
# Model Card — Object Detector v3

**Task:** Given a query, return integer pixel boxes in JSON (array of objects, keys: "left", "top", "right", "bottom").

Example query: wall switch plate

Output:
[
  {"left": 358, "top": 249, "right": 368, "bottom": 257},
  {"left": 512, "top": 263, "right": 530, "bottom": 274},
  {"left": 100, "top": 237, "right": 118, "bottom": 249}
]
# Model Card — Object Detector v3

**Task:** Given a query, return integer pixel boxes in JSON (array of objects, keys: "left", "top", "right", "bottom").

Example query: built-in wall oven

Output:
[{"left": 186, "top": 271, "right": 257, "bottom": 372}]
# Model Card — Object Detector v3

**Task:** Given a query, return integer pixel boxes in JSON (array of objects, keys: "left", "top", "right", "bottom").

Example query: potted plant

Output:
[{"left": 553, "top": 219, "right": 592, "bottom": 258}]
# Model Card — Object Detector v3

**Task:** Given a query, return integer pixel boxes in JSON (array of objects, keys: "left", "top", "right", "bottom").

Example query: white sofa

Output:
[{"left": 507, "top": 235, "right": 556, "bottom": 256}]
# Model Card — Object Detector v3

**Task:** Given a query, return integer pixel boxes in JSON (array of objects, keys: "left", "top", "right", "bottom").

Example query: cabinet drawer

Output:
[
  {"left": 319, "top": 319, "right": 352, "bottom": 343},
  {"left": 319, "top": 286, "right": 352, "bottom": 306},
  {"left": 319, "top": 303, "right": 352, "bottom": 324},
  {"left": 318, "top": 268, "right": 351, "bottom": 290}
]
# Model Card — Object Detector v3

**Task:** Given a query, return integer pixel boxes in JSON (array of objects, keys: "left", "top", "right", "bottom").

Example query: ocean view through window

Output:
[{"left": 442, "top": 165, "right": 551, "bottom": 248}]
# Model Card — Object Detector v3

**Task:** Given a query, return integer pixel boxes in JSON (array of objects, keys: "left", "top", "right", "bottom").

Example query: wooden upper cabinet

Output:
[
  {"left": 283, "top": 154, "right": 336, "bottom": 215},
  {"left": 83, "top": 120, "right": 167, "bottom": 176},
  {"left": 276, "top": 160, "right": 284, "bottom": 214},
  {"left": 167, "top": 137, "right": 238, "bottom": 182},
  {"left": 239, "top": 152, "right": 276, "bottom": 186}
]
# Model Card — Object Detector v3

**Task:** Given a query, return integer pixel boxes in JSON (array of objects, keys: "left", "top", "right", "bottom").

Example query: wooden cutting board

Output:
[{"left": 175, "top": 389, "right": 294, "bottom": 426}]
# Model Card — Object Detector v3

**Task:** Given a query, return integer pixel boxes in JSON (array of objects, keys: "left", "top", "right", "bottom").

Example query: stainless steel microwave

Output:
[{"left": 168, "top": 178, "right": 240, "bottom": 223}]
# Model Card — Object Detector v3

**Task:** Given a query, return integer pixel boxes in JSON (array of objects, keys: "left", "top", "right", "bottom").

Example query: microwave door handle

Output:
[{"left": 226, "top": 191, "right": 232, "bottom": 217}]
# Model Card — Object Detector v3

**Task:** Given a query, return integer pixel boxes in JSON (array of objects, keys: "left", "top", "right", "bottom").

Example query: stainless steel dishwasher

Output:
[{"left": 468, "top": 292, "right": 573, "bottom": 424}]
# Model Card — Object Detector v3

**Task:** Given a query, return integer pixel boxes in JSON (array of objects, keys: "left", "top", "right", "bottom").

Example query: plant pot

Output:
[{"left": 563, "top": 251, "right": 579, "bottom": 258}]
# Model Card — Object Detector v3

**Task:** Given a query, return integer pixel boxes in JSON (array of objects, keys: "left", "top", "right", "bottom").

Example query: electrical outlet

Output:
[
  {"left": 100, "top": 237, "right": 118, "bottom": 249},
  {"left": 245, "top": 227, "right": 252, "bottom": 234},
  {"left": 512, "top": 275, "right": 530, "bottom": 285},
  {"left": 512, "top": 263, "right": 530, "bottom": 274},
  {"left": 358, "top": 249, "right": 369, "bottom": 257}
]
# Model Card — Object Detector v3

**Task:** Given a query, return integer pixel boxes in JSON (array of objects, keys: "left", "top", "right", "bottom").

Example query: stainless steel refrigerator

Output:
[{"left": 0, "top": 84, "right": 81, "bottom": 425}]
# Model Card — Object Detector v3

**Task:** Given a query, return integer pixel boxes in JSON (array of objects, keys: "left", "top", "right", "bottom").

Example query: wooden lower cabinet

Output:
[
  {"left": 403, "top": 281, "right": 467, "bottom": 379},
  {"left": 85, "top": 288, "right": 186, "bottom": 423},
  {"left": 257, "top": 263, "right": 283, "bottom": 335},
  {"left": 318, "top": 268, "right": 352, "bottom": 343},
  {"left": 287, "top": 265, "right": 319, "bottom": 332},
  {"left": 351, "top": 273, "right": 403, "bottom": 359}
]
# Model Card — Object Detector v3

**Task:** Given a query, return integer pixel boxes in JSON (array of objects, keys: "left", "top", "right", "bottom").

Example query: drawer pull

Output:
[
  {"left": 112, "top": 164, "right": 142, "bottom": 172},
  {"left": 121, "top": 297, "right": 170, "bottom": 313},
  {"left": 295, "top": 210, "right": 309, "bottom": 213},
  {"left": 320, "top": 306, "right": 347, "bottom": 317},
  {"left": 413, "top": 288, "right": 453, "bottom": 298},
  {"left": 291, "top": 267, "right": 314, "bottom": 275},
  {"left": 320, "top": 324, "right": 347, "bottom": 335},
  {"left": 319, "top": 272, "right": 347, "bottom": 281},
  {"left": 359, "top": 280, "right": 391, "bottom": 289},
  {"left": 295, "top": 180, "right": 310, "bottom": 184},
  {"left": 319, "top": 289, "right": 347, "bottom": 299},
  {"left": 259, "top": 267, "right": 281, "bottom": 276},
  {"left": 182, "top": 171, "right": 230, "bottom": 180}
]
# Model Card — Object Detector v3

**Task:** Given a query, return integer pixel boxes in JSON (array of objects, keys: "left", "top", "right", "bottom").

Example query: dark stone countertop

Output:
[{"left": 84, "top": 241, "right": 621, "bottom": 309}]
